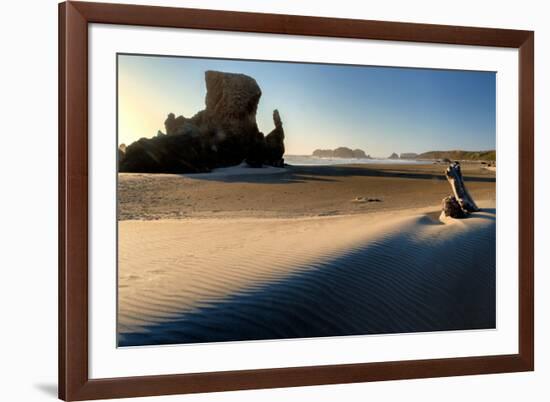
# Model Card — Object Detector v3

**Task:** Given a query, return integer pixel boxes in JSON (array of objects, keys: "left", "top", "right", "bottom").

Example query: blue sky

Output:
[{"left": 118, "top": 54, "right": 496, "bottom": 157}]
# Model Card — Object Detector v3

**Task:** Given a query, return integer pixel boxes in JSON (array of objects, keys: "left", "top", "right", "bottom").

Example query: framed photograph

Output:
[{"left": 59, "top": 1, "right": 534, "bottom": 400}]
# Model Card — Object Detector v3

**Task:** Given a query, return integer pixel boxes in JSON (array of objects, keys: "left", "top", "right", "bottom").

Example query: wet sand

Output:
[{"left": 118, "top": 162, "right": 496, "bottom": 220}]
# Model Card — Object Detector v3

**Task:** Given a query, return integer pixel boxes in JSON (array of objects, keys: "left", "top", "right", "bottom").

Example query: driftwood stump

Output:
[
  {"left": 440, "top": 162, "right": 479, "bottom": 219},
  {"left": 441, "top": 195, "right": 467, "bottom": 219}
]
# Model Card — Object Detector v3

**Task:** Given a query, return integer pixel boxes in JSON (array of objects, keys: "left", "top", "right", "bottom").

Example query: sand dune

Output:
[{"left": 118, "top": 200, "right": 496, "bottom": 346}]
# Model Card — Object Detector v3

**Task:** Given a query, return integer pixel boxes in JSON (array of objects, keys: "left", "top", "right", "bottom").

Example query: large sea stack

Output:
[
  {"left": 388, "top": 152, "right": 399, "bottom": 159},
  {"left": 119, "top": 71, "right": 285, "bottom": 173}
]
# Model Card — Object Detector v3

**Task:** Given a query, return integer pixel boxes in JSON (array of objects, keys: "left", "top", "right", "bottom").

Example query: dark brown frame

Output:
[{"left": 59, "top": 1, "right": 534, "bottom": 400}]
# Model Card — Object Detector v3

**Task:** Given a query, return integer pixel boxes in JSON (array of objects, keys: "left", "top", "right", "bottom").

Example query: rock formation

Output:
[
  {"left": 119, "top": 71, "right": 285, "bottom": 173},
  {"left": 399, "top": 152, "right": 418, "bottom": 159},
  {"left": 312, "top": 149, "right": 333, "bottom": 158},
  {"left": 118, "top": 144, "right": 126, "bottom": 164},
  {"left": 417, "top": 150, "right": 496, "bottom": 162},
  {"left": 262, "top": 110, "right": 285, "bottom": 167},
  {"left": 312, "top": 147, "right": 369, "bottom": 159}
]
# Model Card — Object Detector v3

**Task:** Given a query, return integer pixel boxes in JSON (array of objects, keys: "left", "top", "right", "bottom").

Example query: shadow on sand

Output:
[
  {"left": 183, "top": 165, "right": 497, "bottom": 185},
  {"left": 119, "top": 211, "right": 496, "bottom": 347}
]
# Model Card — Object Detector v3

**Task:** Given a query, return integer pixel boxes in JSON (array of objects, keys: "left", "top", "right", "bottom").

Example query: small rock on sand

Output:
[{"left": 352, "top": 196, "right": 382, "bottom": 203}]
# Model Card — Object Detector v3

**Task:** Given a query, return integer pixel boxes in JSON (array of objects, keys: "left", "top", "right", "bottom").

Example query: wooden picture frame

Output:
[{"left": 59, "top": 1, "right": 534, "bottom": 400}]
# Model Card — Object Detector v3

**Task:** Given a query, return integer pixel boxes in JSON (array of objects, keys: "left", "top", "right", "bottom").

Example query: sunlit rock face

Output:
[{"left": 119, "top": 71, "right": 285, "bottom": 173}]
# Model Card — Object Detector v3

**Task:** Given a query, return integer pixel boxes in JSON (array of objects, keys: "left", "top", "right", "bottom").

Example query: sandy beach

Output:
[
  {"left": 117, "top": 163, "right": 496, "bottom": 346},
  {"left": 118, "top": 162, "right": 495, "bottom": 220}
]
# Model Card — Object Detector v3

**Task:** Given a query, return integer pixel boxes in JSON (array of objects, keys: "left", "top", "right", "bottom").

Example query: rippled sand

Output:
[{"left": 118, "top": 201, "right": 496, "bottom": 346}]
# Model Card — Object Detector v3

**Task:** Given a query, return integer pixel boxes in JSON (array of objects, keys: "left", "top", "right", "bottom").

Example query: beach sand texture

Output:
[
  {"left": 117, "top": 163, "right": 496, "bottom": 346},
  {"left": 118, "top": 162, "right": 496, "bottom": 220}
]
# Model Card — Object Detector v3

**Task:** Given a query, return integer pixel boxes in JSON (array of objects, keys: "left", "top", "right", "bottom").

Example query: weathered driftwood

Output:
[
  {"left": 444, "top": 162, "right": 479, "bottom": 213},
  {"left": 441, "top": 195, "right": 467, "bottom": 219},
  {"left": 440, "top": 162, "right": 480, "bottom": 220}
]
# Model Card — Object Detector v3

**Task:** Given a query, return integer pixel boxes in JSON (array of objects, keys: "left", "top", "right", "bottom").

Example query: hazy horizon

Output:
[{"left": 118, "top": 54, "right": 496, "bottom": 157}]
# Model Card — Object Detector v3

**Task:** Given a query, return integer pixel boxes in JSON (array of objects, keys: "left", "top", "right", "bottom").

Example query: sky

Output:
[{"left": 118, "top": 54, "right": 496, "bottom": 157}]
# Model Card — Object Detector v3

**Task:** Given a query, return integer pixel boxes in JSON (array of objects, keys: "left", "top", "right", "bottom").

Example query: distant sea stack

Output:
[
  {"left": 312, "top": 147, "right": 370, "bottom": 159},
  {"left": 400, "top": 153, "right": 418, "bottom": 159},
  {"left": 119, "top": 70, "right": 285, "bottom": 173},
  {"left": 388, "top": 152, "right": 399, "bottom": 159}
]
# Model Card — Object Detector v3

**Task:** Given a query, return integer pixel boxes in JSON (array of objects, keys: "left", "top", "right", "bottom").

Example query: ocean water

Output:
[{"left": 284, "top": 155, "right": 431, "bottom": 166}]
